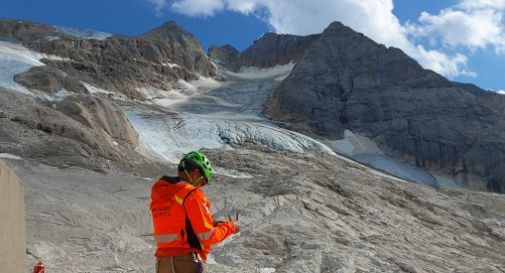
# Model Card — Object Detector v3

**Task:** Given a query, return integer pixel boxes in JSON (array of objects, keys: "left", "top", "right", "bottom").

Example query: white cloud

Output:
[
  {"left": 414, "top": 46, "right": 477, "bottom": 78},
  {"left": 171, "top": 0, "right": 225, "bottom": 16},
  {"left": 458, "top": 0, "right": 505, "bottom": 10},
  {"left": 146, "top": 0, "right": 167, "bottom": 12},
  {"left": 158, "top": 0, "right": 475, "bottom": 78},
  {"left": 408, "top": 1, "right": 505, "bottom": 53}
]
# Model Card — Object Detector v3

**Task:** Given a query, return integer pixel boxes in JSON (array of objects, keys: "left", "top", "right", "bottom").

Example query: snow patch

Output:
[
  {"left": 137, "top": 77, "right": 222, "bottom": 108},
  {"left": 328, "top": 130, "right": 439, "bottom": 187},
  {"left": 45, "top": 36, "right": 60, "bottom": 42},
  {"left": 329, "top": 130, "right": 382, "bottom": 156},
  {"left": 0, "top": 41, "right": 45, "bottom": 95},
  {"left": 54, "top": 26, "right": 112, "bottom": 40},
  {"left": 0, "top": 41, "right": 71, "bottom": 96},
  {"left": 162, "top": 62, "right": 180, "bottom": 69},
  {"left": 0, "top": 153, "right": 22, "bottom": 160},
  {"left": 137, "top": 86, "right": 189, "bottom": 107},
  {"left": 176, "top": 76, "right": 221, "bottom": 92},
  {"left": 51, "top": 89, "right": 71, "bottom": 102},
  {"left": 260, "top": 268, "right": 276, "bottom": 273},
  {"left": 81, "top": 81, "right": 129, "bottom": 100},
  {"left": 434, "top": 174, "right": 459, "bottom": 188},
  {"left": 81, "top": 82, "right": 114, "bottom": 95},
  {"left": 224, "top": 62, "right": 295, "bottom": 80},
  {"left": 214, "top": 167, "right": 253, "bottom": 179}
]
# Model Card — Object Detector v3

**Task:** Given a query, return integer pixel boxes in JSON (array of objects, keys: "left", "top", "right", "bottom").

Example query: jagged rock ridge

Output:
[
  {"left": 266, "top": 21, "right": 505, "bottom": 192},
  {"left": 209, "top": 33, "right": 318, "bottom": 70},
  {"left": 0, "top": 19, "right": 216, "bottom": 99}
]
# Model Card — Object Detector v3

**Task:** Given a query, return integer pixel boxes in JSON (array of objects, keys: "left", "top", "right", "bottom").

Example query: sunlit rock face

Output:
[
  {"left": 0, "top": 19, "right": 217, "bottom": 100},
  {"left": 266, "top": 21, "right": 505, "bottom": 192}
]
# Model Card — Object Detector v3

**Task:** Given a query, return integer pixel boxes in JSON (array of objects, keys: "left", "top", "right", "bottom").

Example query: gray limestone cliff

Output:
[
  {"left": 209, "top": 33, "right": 318, "bottom": 70},
  {"left": 208, "top": 44, "right": 241, "bottom": 70},
  {"left": 266, "top": 22, "right": 505, "bottom": 192}
]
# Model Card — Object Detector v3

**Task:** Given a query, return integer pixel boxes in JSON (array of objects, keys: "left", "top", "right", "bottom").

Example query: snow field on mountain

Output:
[
  {"left": 53, "top": 25, "right": 112, "bottom": 40},
  {"left": 127, "top": 64, "right": 335, "bottom": 170},
  {"left": 223, "top": 62, "right": 295, "bottom": 81},
  {"left": 127, "top": 64, "right": 455, "bottom": 188},
  {"left": 0, "top": 41, "right": 45, "bottom": 96},
  {"left": 136, "top": 76, "right": 222, "bottom": 108},
  {"left": 0, "top": 41, "right": 70, "bottom": 98},
  {"left": 328, "top": 129, "right": 456, "bottom": 187}
]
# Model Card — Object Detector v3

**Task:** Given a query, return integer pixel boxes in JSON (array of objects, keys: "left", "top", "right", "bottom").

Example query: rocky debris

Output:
[
  {"left": 0, "top": 87, "right": 141, "bottom": 171},
  {"left": 11, "top": 143, "right": 505, "bottom": 273},
  {"left": 206, "top": 147, "right": 505, "bottom": 272},
  {"left": 209, "top": 33, "right": 318, "bottom": 71},
  {"left": 140, "top": 21, "right": 215, "bottom": 74},
  {"left": 266, "top": 21, "right": 505, "bottom": 192},
  {"left": 0, "top": 19, "right": 217, "bottom": 99}
]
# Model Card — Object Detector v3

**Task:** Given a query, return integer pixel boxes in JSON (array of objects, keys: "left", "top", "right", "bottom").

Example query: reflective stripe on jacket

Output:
[{"left": 150, "top": 176, "right": 236, "bottom": 260}]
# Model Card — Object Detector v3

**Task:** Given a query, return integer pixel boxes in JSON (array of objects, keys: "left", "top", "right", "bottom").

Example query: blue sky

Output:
[{"left": 1, "top": 0, "right": 504, "bottom": 92}]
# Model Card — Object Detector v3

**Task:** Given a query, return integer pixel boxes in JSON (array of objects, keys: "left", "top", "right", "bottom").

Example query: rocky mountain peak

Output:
[
  {"left": 210, "top": 32, "right": 319, "bottom": 70},
  {"left": 141, "top": 20, "right": 191, "bottom": 40},
  {"left": 208, "top": 44, "right": 241, "bottom": 69},
  {"left": 0, "top": 19, "right": 216, "bottom": 100},
  {"left": 266, "top": 20, "right": 505, "bottom": 192},
  {"left": 323, "top": 21, "right": 350, "bottom": 32}
]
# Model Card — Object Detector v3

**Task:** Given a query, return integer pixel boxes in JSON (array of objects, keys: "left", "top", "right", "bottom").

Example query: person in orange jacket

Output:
[{"left": 150, "top": 151, "right": 239, "bottom": 273}]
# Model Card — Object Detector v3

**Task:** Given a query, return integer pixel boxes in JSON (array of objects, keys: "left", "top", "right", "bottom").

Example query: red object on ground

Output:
[{"left": 33, "top": 261, "right": 45, "bottom": 273}]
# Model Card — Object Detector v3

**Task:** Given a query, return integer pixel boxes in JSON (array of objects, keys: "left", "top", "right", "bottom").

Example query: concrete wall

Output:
[{"left": 0, "top": 160, "right": 26, "bottom": 273}]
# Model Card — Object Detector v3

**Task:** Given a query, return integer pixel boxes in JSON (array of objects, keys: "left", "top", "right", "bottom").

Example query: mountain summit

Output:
[{"left": 266, "top": 21, "right": 505, "bottom": 192}]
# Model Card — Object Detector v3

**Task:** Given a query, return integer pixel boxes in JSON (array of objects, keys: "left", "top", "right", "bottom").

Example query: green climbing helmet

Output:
[{"left": 179, "top": 151, "right": 213, "bottom": 183}]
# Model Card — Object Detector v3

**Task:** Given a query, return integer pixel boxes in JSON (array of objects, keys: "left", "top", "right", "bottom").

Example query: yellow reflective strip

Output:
[
  {"left": 154, "top": 233, "right": 178, "bottom": 243},
  {"left": 197, "top": 230, "right": 213, "bottom": 241},
  {"left": 198, "top": 205, "right": 214, "bottom": 230},
  {"left": 174, "top": 195, "right": 184, "bottom": 205}
]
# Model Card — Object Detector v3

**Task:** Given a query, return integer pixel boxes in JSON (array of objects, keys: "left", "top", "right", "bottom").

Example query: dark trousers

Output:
[{"left": 156, "top": 254, "right": 203, "bottom": 273}]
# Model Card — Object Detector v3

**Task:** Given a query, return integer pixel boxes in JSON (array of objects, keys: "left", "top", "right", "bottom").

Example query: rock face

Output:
[
  {"left": 0, "top": 19, "right": 67, "bottom": 43},
  {"left": 0, "top": 87, "right": 140, "bottom": 171},
  {"left": 208, "top": 44, "right": 240, "bottom": 70},
  {"left": 0, "top": 19, "right": 216, "bottom": 99},
  {"left": 209, "top": 33, "right": 318, "bottom": 70},
  {"left": 14, "top": 66, "right": 88, "bottom": 95},
  {"left": 266, "top": 22, "right": 505, "bottom": 192}
]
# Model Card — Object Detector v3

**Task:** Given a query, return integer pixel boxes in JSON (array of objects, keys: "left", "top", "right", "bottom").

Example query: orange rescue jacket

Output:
[{"left": 150, "top": 176, "right": 236, "bottom": 260}]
